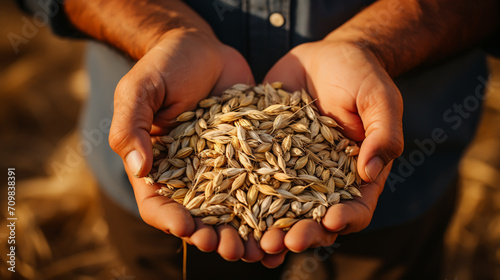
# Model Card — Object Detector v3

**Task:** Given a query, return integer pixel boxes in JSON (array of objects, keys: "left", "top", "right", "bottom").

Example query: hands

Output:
[
  {"left": 109, "top": 29, "right": 256, "bottom": 260},
  {"left": 264, "top": 40, "right": 404, "bottom": 183},
  {"left": 259, "top": 40, "right": 404, "bottom": 267},
  {"left": 65, "top": 0, "right": 260, "bottom": 262},
  {"left": 112, "top": 36, "right": 404, "bottom": 266},
  {"left": 70, "top": 0, "right": 500, "bottom": 270},
  {"left": 111, "top": 33, "right": 404, "bottom": 269}
]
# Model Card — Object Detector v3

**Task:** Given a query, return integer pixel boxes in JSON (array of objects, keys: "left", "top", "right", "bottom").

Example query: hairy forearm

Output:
[
  {"left": 64, "top": 0, "right": 215, "bottom": 60},
  {"left": 328, "top": 0, "right": 500, "bottom": 77}
]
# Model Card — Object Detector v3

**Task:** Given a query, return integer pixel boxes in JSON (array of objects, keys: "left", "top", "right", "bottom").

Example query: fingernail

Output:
[
  {"left": 167, "top": 119, "right": 178, "bottom": 125},
  {"left": 126, "top": 150, "right": 143, "bottom": 177},
  {"left": 365, "top": 156, "right": 384, "bottom": 182},
  {"left": 333, "top": 225, "right": 346, "bottom": 233}
]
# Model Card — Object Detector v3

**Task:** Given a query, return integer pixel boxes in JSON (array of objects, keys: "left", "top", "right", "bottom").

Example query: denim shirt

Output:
[{"left": 19, "top": 0, "right": 488, "bottom": 229}]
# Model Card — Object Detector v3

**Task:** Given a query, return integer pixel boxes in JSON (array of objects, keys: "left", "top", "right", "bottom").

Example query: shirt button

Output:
[{"left": 269, "top": 13, "right": 285, "bottom": 27}]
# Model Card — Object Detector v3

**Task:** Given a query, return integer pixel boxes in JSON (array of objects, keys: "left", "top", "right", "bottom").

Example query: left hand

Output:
[
  {"left": 109, "top": 29, "right": 257, "bottom": 261},
  {"left": 259, "top": 39, "right": 404, "bottom": 267}
]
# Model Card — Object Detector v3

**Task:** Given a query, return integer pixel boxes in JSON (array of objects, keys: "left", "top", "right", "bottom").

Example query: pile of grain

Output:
[{"left": 146, "top": 83, "right": 362, "bottom": 241}]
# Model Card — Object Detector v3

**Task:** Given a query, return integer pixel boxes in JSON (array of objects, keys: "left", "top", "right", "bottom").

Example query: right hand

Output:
[
  {"left": 108, "top": 29, "right": 257, "bottom": 260},
  {"left": 260, "top": 40, "right": 404, "bottom": 267}
]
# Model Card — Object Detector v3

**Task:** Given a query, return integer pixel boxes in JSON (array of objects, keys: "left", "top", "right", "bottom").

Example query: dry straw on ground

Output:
[{"left": 149, "top": 83, "right": 362, "bottom": 241}]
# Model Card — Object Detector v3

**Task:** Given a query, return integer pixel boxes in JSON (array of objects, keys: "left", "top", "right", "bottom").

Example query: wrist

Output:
[
  {"left": 136, "top": 11, "right": 222, "bottom": 60},
  {"left": 151, "top": 27, "right": 221, "bottom": 54},
  {"left": 310, "top": 37, "right": 390, "bottom": 79},
  {"left": 152, "top": 28, "right": 227, "bottom": 71},
  {"left": 115, "top": 20, "right": 220, "bottom": 61},
  {"left": 64, "top": 0, "right": 220, "bottom": 60},
  {"left": 322, "top": 32, "right": 392, "bottom": 76}
]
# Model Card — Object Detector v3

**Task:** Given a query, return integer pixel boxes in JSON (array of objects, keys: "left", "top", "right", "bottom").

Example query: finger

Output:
[
  {"left": 322, "top": 198, "right": 370, "bottom": 235},
  {"left": 356, "top": 75, "right": 404, "bottom": 182},
  {"left": 242, "top": 236, "right": 265, "bottom": 263},
  {"left": 263, "top": 53, "right": 306, "bottom": 91},
  {"left": 153, "top": 46, "right": 256, "bottom": 133},
  {"left": 260, "top": 228, "right": 286, "bottom": 254},
  {"left": 148, "top": 101, "right": 203, "bottom": 136},
  {"left": 109, "top": 69, "right": 164, "bottom": 178},
  {"left": 128, "top": 173, "right": 195, "bottom": 237},
  {"left": 182, "top": 218, "right": 218, "bottom": 252},
  {"left": 261, "top": 249, "right": 289, "bottom": 268},
  {"left": 216, "top": 225, "right": 245, "bottom": 261},
  {"left": 151, "top": 102, "right": 199, "bottom": 129},
  {"left": 284, "top": 220, "right": 337, "bottom": 253},
  {"left": 213, "top": 45, "right": 256, "bottom": 94},
  {"left": 322, "top": 164, "right": 392, "bottom": 234}
]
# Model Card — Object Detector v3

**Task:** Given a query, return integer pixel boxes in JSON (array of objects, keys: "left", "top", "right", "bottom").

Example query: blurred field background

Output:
[{"left": 0, "top": 1, "right": 499, "bottom": 279}]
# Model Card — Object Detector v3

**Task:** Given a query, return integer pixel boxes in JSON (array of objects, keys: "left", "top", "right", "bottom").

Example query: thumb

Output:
[
  {"left": 357, "top": 78, "right": 404, "bottom": 182},
  {"left": 263, "top": 52, "right": 305, "bottom": 90},
  {"left": 109, "top": 73, "right": 163, "bottom": 178}
]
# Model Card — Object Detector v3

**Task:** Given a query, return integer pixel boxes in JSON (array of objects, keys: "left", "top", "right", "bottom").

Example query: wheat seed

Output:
[{"left": 149, "top": 83, "right": 362, "bottom": 241}]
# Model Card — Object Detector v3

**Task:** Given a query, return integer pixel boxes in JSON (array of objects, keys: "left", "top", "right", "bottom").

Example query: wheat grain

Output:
[{"left": 149, "top": 83, "right": 362, "bottom": 241}]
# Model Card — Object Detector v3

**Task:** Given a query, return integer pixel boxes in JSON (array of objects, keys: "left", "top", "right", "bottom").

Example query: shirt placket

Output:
[{"left": 246, "top": 0, "right": 290, "bottom": 81}]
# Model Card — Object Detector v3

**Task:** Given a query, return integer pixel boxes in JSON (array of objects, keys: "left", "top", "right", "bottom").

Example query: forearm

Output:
[
  {"left": 327, "top": 0, "right": 500, "bottom": 77},
  {"left": 64, "top": 0, "right": 216, "bottom": 60}
]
